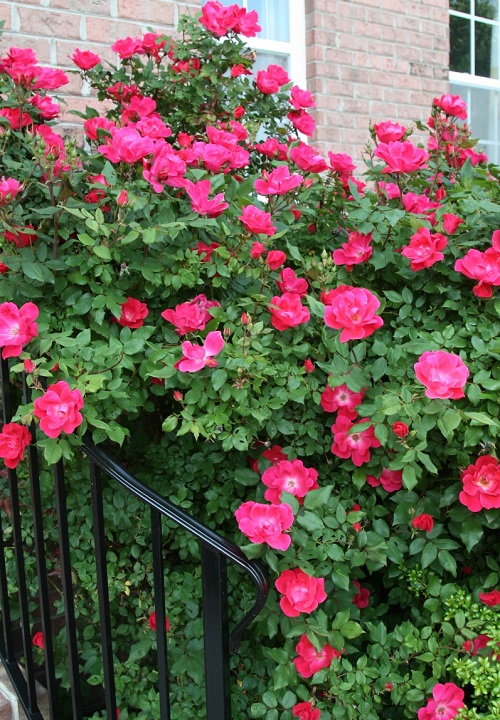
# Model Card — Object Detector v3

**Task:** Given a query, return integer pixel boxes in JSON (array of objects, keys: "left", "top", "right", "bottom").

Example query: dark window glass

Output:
[
  {"left": 475, "top": 0, "right": 498, "bottom": 20},
  {"left": 450, "top": 0, "right": 471, "bottom": 12},
  {"left": 450, "top": 15, "right": 472, "bottom": 73},
  {"left": 475, "top": 20, "right": 494, "bottom": 76}
]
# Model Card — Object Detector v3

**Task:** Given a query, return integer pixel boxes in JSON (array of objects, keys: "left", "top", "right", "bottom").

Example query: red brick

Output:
[
  {"left": 55, "top": 39, "right": 116, "bottom": 67},
  {"left": 85, "top": 16, "right": 144, "bottom": 43},
  {"left": 18, "top": 7, "right": 82, "bottom": 39},
  {"left": 1, "top": 33, "right": 52, "bottom": 63},
  {"left": 48, "top": 0, "right": 110, "bottom": 12},
  {"left": 118, "top": 0, "right": 174, "bottom": 25}
]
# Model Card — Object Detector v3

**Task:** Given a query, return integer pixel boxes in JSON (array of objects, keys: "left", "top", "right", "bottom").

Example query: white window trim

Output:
[{"left": 449, "top": 70, "right": 500, "bottom": 90}]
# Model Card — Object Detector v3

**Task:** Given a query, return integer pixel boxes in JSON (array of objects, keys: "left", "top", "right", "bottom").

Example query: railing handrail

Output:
[{"left": 81, "top": 435, "right": 269, "bottom": 652}]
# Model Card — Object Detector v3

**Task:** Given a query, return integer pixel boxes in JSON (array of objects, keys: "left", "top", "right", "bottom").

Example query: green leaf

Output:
[
  {"left": 297, "top": 511, "right": 324, "bottom": 532},
  {"left": 464, "top": 411, "right": 500, "bottom": 428},
  {"left": 341, "top": 621, "right": 364, "bottom": 639},
  {"left": 459, "top": 516, "right": 484, "bottom": 553},
  {"left": 303, "top": 485, "right": 333, "bottom": 510},
  {"left": 234, "top": 468, "right": 260, "bottom": 486},
  {"left": 421, "top": 543, "right": 437, "bottom": 568},
  {"left": 162, "top": 415, "right": 178, "bottom": 433},
  {"left": 43, "top": 442, "right": 62, "bottom": 466},
  {"left": 93, "top": 245, "right": 112, "bottom": 260},
  {"left": 306, "top": 296, "right": 325, "bottom": 319},
  {"left": 438, "top": 549, "right": 457, "bottom": 576},
  {"left": 21, "top": 260, "right": 55, "bottom": 284},
  {"left": 212, "top": 369, "right": 227, "bottom": 391}
]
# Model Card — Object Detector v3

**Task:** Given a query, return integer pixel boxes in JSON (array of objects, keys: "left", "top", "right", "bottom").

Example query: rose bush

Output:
[{"left": 1, "top": 3, "right": 500, "bottom": 719}]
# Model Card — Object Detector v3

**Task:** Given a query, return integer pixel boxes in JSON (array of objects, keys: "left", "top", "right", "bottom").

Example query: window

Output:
[
  {"left": 449, "top": 0, "right": 500, "bottom": 163},
  {"left": 201, "top": 0, "right": 306, "bottom": 88}
]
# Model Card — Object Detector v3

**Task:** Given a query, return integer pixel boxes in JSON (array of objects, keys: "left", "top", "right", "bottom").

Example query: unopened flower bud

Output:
[
  {"left": 304, "top": 359, "right": 314, "bottom": 373},
  {"left": 241, "top": 312, "right": 250, "bottom": 325},
  {"left": 117, "top": 189, "right": 128, "bottom": 206},
  {"left": 23, "top": 359, "right": 35, "bottom": 373},
  {"left": 173, "top": 391, "right": 183, "bottom": 401},
  {"left": 223, "top": 327, "right": 231, "bottom": 338}
]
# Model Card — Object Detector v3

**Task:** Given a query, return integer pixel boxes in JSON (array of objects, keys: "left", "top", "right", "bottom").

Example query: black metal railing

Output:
[{"left": 0, "top": 356, "right": 269, "bottom": 719}]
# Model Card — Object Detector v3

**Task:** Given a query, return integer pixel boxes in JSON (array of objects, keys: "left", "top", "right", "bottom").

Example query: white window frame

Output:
[{"left": 202, "top": 0, "right": 306, "bottom": 88}]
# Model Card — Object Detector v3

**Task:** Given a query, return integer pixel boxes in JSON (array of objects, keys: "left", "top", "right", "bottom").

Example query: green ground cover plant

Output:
[{"left": 0, "top": 3, "right": 500, "bottom": 718}]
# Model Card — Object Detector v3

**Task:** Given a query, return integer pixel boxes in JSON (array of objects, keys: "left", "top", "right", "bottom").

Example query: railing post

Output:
[
  {"left": 200, "top": 544, "right": 231, "bottom": 720},
  {"left": 151, "top": 508, "right": 170, "bottom": 720}
]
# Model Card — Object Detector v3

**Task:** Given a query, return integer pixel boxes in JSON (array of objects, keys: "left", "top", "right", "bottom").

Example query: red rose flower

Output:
[
  {"left": 32, "top": 632, "right": 44, "bottom": 650},
  {"left": 392, "top": 421, "right": 409, "bottom": 438},
  {"left": 0, "top": 423, "right": 32, "bottom": 469},
  {"left": 293, "top": 633, "right": 340, "bottom": 678},
  {"left": 148, "top": 611, "right": 171, "bottom": 631},
  {"left": 292, "top": 701, "right": 320, "bottom": 720},
  {"left": 479, "top": 590, "right": 500, "bottom": 606},
  {"left": 459, "top": 455, "right": 500, "bottom": 512},
  {"left": 275, "top": 568, "right": 326, "bottom": 617},
  {"left": 118, "top": 298, "right": 149, "bottom": 329},
  {"left": 412, "top": 513, "right": 434, "bottom": 532},
  {"left": 269, "top": 293, "right": 310, "bottom": 331}
]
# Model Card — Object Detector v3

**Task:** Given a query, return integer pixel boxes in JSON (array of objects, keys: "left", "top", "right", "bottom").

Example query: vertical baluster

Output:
[
  {"left": 1, "top": 357, "right": 38, "bottom": 712},
  {"left": 200, "top": 544, "right": 231, "bottom": 720},
  {"left": 90, "top": 460, "right": 117, "bottom": 720},
  {"left": 53, "top": 460, "right": 82, "bottom": 720},
  {"left": 23, "top": 376, "right": 58, "bottom": 718},
  {"left": 0, "top": 357, "right": 14, "bottom": 659},
  {"left": 151, "top": 508, "right": 170, "bottom": 720}
]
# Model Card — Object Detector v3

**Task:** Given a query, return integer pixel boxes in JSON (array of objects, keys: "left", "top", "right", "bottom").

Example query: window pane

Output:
[
  {"left": 450, "top": 81, "right": 500, "bottom": 164},
  {"left": 450, "top": 0, "right": 471, "bottom": 12},
  {"left": 253, "top": 51, "right": 289, "bottom": 72},
  {"left": 474, "top": 0, "right": 498, "bottom": 20},
  {"left": 247, "top": 0, "right": 290, "bottom": 41},
  {"left": 475, "top": 19, "right": 495, "bottom": 76},
  {"left": 450, "top": 15, "right": 472, "bottom": 72}
]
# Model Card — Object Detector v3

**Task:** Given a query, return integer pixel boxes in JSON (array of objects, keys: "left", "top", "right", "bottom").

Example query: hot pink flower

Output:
[
  {"left": 276, "top": 268, "right": 309, "bottom": 296},
  {"left": 328, "top": 152, "right": 356, "bottom": 175},
  {"left": 287, "top": 110, "right": 316, "bottom": 137},
  {"left": 320, "top": 383, "right": 364, "bottom": 420},
  {"left": 0, "top": 108, "right": 33, "bottom": 130},
  {"left": 254, "top": 166, "right": 303, "bottom": 195},
  {"left": 118, "top": 298, "right": 149, "bottom": 328},
  {"left": 289, "top": 143, "right": 328, "bottom": 173},
  {"left": 32, "top": 632, "right": 44, "bottom": 650},
  {"left": 135, "top": 115, "right": 172, "bottom": 140},
  {"left": 174, "top": 331, "right": 224, "bottom": 373},
  {"left": 185, "top": 179, "right": 228, "bottom": 218},
  {"left": 32, "top": 67, "right": 69, "bottom": 91},
  {"left": 402, "top": 192, "right": 439, "bottom": 217},
  {"left": 401, "top": 227, "right": 447, "bottom": 271},
  {"left": 332, "top": 231, "right": 373, "bottom": 270},
  {"left": 230, "top": 64, "right": 252, "bottom": 78},
  {"left": 412, "top": 514, "right": 434, "bottom": 532},
  {"left": 373, "top": 120, "right": 406, "bottom": 143},
  {"left": 196, "top": 241, "right": 220, "bottom": 262},
  {"left": 275, "top": 568, "right": 326, "bottom": 617},
  {"left": 200, "top": 1, "right": 261, "bottom": 37},
  {"left": 239, "top": 205, "right": 276, "bottom": 236},
  {"left": 392, "top": 421, "right": 409, "bottom": 438},
  {"left": 434, "top": 94, "right": 468, "bottom": 120},
  {"left": 250, "top": 241, "right": 266, "bottom": 259},
  {"left": 71, "top": 49, "right": 101, "bottom": 70},
  {"left": 0, "top": 301, "right": 39, "bottom": 359},
  {"left": 366, "top": 469, "right": 402, "bottom": 492},
  {"left": 266, "top": 251, "right": 287, "bottom": 270},
  {"left": 462, "top": 634, "right": 491, "bottom": 655},
  {"left": 293, "top": 634, "right": 340, "bottom": 678},
  {"left": 0, "top": 177, "right": 21, "bottom": 205},
  {"left": 0, "top": 423, "right": 32, "bottom": 469},
  {"left": 414, "top": 350, "right": 469, "bottom": 400},
  {"left": 352, "top": 580, "right": 370, "bottom": 608},
  {"left": 98, "top": 127, "right": 154, "bottom": 164},
  {"left": 121, "top": 96, "right": 156, "bottom": 124},
  {"left": 442, "top": 213, "right": 464, "bottom": 235},
  {"left": 417, "top": 682, "right": 465, "bottom": 720},
  {"left": 33, "top": 381, "right": 84, "bottom": 439},
  {"left": 290, "top": 86, "right": 315, "bottom": 110},
  {"left": 143, "top": 142, "right": 186, "bottom": 192},
  {"left": 162, "top": 295, "right": 220, "bottom": 335},
  {"left": 331, "top": 415, "right": 381, "bottom": 466},
  {"left": 84, "top": 117, "right": 116, "bottom": 142},
  {"left": 459, "top": 455, "right": 500, "bottom": 512},
  {"left": 262, "top": 459, "right": 318, "bottom": 504},
  {"left": 454, "top": 248, "right": 500, "bottom": 298},
  {"left": 479, "top": 590, "right": 500, "bottom": 606},
  {"left": 148, "top": 611, "right": 170, "bottom": 632},
  {"left": 29, "top": 94, "right": 60, "bottom": 120},
  {"left": 255, "top": 138, "right": 289, "bottom": 161},
  {"left": 292, "top": 702, "right": 320, "bottom": 720},
  {"left": 111, "top": 36, "right": 143, "bottom": 59},
  {"left": 378, "top": 181, "right": 401, "bottom": 199},
  {"left": 235, "top": 501, "right": 294, "bottom": 551},
  {"left": 375, "top": 140, "right": 429, "bottom": 173},
  {"left": 269, "top": 293, "right": 310, "bottom": 331},
  {"left": 324, "top": 287, "right": 383, "bottom": 342},
  {"left": 304, "top": 359, "right": 314, "bottom": 373}
]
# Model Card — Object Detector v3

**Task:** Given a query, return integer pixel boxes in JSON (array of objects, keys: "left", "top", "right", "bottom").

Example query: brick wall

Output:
[
  {"left": 305, "top": 0, "right": 450, "bottom": 164},
  {"left": 1, "top": 0, "right": 450, "bottom": 163},
  {"left": 0, "top": 0, "right": 201, "bottom": 136}
]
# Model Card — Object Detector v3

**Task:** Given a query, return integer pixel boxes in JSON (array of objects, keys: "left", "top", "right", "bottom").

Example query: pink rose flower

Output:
[
  {"left": 374, "top": 140, "right": 429, "bottom": 173},
  {"left": 111, "top": 36, "right": 143, "bottom": 59},
  {"left": 32, "top": 632, "right": 44, "bottom": 650},
  {"left": 174, "top": 331, "right": 224, "bottom": 373},
  {"left": 287, "top": 109, "right": 316, "bottom": 137},
  {"left": 269, "top": 293, "right": 310, "bottom": 331},
  {"left": 320, "top": 383, "right": 364, "bottom": 420},
  {"left": 418, "top": 682, "right": 465, "bottom": 720},
  {"left": 143, "top": 142, "right": 187, "bottom": 192},
  {"left": 254, "top": 165, "right": 303, "bottom": 195},
  {"left": 331, "top": 415, "right": 381, "bottom": 467},
  {"left": 0, "top": 177, "right": 22, "bottom": 205},
  {"left": 290, "top": 85, "right": 315, "bottom": 110},
  {"left": 292, "top": 701, "right": 320, "bottom": 720},
  {"left": 266, "top": 250, "right": 287, "bottom": 270},
  {"left": 459, "top": 455, "right": 500, "bottom": 512},
  {"left": 239, "top": 205, "right": 276, "bottom": 236},
  {"left": 352, "top": 580, "right": 370, "bottom": 608},
  {"left": 293, "top": 634, "right": 340, "bottom": 678},
  {"left": 412, "top": 513, "right": 434, "bottom": 532},
  {"left": 289, "top": 143, "right": 328, "bottom": 173},
  {"left": 185, "top": 179, "right": 228, "bottom": 218},
  {"left": 71, "top": 49, "right": 101, "bottom": 70},
  {"left": 235, "top": 501, "right": 294, "bottom": 551},
  {"left": 442, "top": 213, "right": 464, "bottom": 235},
  {"left": 118, "top": 298, "right": 149, "bottom": 328},
  {"left": 414, "top": 350, "right": 469, "bottom": 400},
  {"left": 276, "top": 268, "right": 308, "bottom": 296},
  {"left": 0, "top": 423, "right": 32, "bottom": 469},
  {"left": 255, "top": 138, "right": 289, "bottom": 161},
  {"left": 329, "top": 152, "right": 356, "bottom": 175},
  {"left": 454, "top": 247, "right": 500, "bottom": 298},
  {"left": 33, "top": 381, "right": 84, "bottom": 439},
  {"left": 479, "top": 590, "right": 500, "bottom": 606},
  {"left": 262, "top": 459, "right": 318, "bottom": 504},
  {"left": 250, "top": 241, "right": 266, "bottom": 259},
  {"left": 148, "top": 611, "right": 170, "bottom": 631},
  {"left": 392, "top": 421, "right": 409, "bottom": 438},
  {"left": 98, "top": 127, "right": 154, "bottom": 164},
  {"left": 332, "top": 231, "right": 373, "bottom": 271},
  {"left": 324, "top": 286, "right": 383, "bottom": 342},
  {"left": 401, "top": 227, "right": 447, "bottom": 271},
  {"left": 29, "top": 94, "right": 60, "bottom": 120},
  {"left": 366, "top": 469, "right": 403, "bottom": 492},
  {"left": 0, "top": 301, "right": 39, "bottom": 359},
  {"left": 275, "top": 568, "right": 326, "bottom": 617},
  {"left": 162, "top": 295, "right": 220, "bottom": 335},
  {"left": 84, "top": 116, "right": 116, "bottom": 142},
  {"left": 434, "top": 93, "right": 467, "bottom": 120},
  {"left": 373, "top": 120, "right": 406, "bottom": 143}
]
